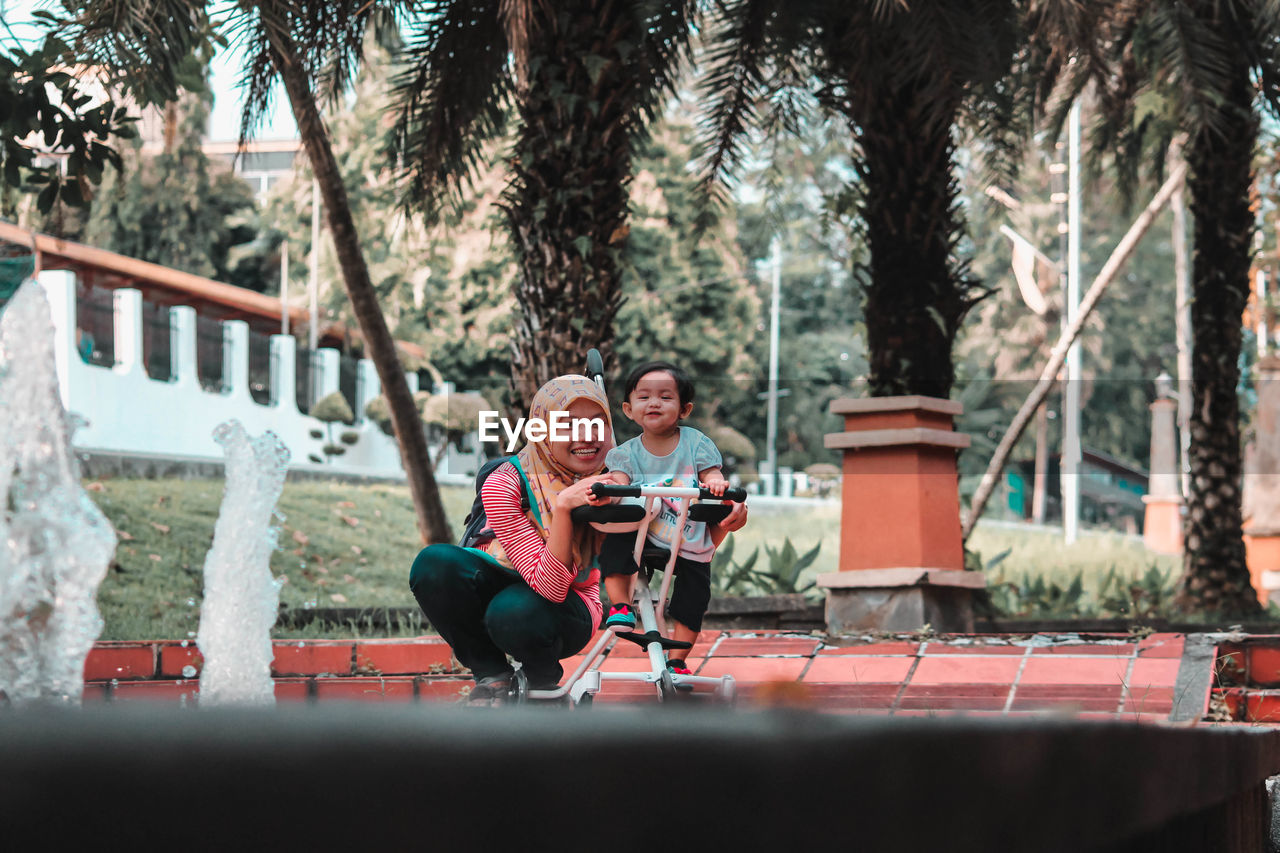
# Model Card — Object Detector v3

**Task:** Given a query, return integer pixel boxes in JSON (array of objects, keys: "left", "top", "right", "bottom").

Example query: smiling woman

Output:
[{"left": 408, "top": 375, "right": 615, "bottom": 701}]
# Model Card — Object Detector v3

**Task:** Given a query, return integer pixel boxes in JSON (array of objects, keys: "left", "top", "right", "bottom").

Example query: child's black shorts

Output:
[{"left": 598, "top": 532, "right": 712, "bottom": 632}]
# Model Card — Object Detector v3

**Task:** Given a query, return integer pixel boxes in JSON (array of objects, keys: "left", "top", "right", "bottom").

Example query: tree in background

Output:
[
  {"left": 731, "top": 113, "right": 867, "bottom": 470},
  {"left": 1, "top": 31, "right": 135, "bottom": 225},
  {"left": 394, "top": 0, "right": 697, "bottom": 407},
  {"left": 1031, "top": 0, "right": 1275, "bottom": 614},
  {"left": 697, "top": 0, "right": 1025, "bottom": 400},
  {"left": 613, "top": 114, "right": 762, "bottom": 442},
  {"left": 59, "top": 0, "right": 452, "bottom": 545},
  {"left": 83, "top": 92, "right": 257, "bottom": 283}
]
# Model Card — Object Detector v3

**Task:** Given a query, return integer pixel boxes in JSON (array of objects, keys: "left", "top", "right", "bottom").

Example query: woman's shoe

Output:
[
  {"left": 604, "top": 603, "right": 636, "bottom": 630},
  {"left": 467, "top": 672, "right": 514, "bottom": 703}
]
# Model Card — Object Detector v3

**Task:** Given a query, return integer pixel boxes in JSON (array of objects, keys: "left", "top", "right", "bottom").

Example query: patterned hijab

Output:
[{"left": 503, "top": 375, "right": 613, "bottom": 576}]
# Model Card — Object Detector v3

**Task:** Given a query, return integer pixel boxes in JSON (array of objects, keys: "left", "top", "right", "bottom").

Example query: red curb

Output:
[
  {"left": 84, "top": 644, "right": 156, "bottom": 681},
  {"left": 271, "top": 642, "right": 353, "bottom": 677},
  {"left": 354, "top": 640, "right": 454, "bottom": 676}
]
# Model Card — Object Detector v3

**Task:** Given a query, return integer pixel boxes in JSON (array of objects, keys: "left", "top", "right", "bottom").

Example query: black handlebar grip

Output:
[
  {"left": 570, "top": 504, "right": 648, "bottom": 523},
  {"left": 591, "top": 483, "right": 641, "bottom": 498},
  {"left": 701, "top": 486, "right": 748, "bottom": 502}
]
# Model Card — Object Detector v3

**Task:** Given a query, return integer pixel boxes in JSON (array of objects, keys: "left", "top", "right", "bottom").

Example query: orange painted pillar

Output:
[{"left": 817, "top": 396, "right": 984, "bottom": 633}]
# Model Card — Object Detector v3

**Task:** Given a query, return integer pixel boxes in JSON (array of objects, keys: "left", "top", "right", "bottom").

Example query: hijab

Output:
[{"left": 489, "top": 375, "right": 613, "bottom": 577}]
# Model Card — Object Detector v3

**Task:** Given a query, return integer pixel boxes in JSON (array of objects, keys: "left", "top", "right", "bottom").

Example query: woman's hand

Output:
[
  {"left": 716, "top": 500, "right": 748, "bottom": 533},
  {"left": 709, "top": 499, "right": 748, "bottom": 547},
  {"left": 554, "top": 474, "right": 616, "bottom": 513}
]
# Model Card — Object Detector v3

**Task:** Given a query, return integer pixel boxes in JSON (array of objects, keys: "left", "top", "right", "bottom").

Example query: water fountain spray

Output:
[
  {"left": 196, "top": 421, "right": 290, "bottom": 706},
  {"left": 0, "top": 282, "right": 117, "bottom": 705}
]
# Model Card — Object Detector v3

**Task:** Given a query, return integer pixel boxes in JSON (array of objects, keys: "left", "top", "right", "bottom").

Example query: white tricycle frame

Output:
[{"left": 517, "top": 482, "right": 744, "bottom": 707}]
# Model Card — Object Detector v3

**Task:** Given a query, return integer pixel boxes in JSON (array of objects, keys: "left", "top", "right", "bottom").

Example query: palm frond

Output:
[
  {"left": 693, "top": 0, "right": 797, "bottom": 222},
  {"left": 391, "top": 1, "right": 511, "bottom": 222},
  {"left": 49, "top": 0, "right": 212, "bottom": 107}
]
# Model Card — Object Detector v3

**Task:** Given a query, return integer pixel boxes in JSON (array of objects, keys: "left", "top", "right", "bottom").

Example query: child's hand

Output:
[{"left": 700, "top": 467, "right": 728, "bottom": 497}]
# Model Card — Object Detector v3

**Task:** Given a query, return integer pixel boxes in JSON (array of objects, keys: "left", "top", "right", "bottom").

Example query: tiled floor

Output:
[
  {"left": 575, "top": 631, "right": 1194, "bottom": 720},
  {"left": 83, "top": 631, "right": 1205, "bottom": 722}
]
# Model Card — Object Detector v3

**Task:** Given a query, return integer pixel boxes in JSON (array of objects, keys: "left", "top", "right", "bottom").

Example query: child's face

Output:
[{"left": 623, "top": 370, "right": 692, "bottom": 433}]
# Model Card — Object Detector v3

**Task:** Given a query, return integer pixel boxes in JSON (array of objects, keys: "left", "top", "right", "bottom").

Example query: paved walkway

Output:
[{"left": 84, "top": 630, "right": 1209, "bottom": 723}]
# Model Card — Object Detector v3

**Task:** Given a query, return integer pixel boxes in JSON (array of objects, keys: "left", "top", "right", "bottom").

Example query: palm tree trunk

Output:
[
  {"left": 1178, "top": 49, "right": 1261, "bottom": 614},
  {"left": 855, "top": 86, "right": 973, "bottom": 399},
  {"left": 502, "top": 0, "right": 632, "bottom": 407},
  {"left": 267, "top": 30, "right": 453, "bottom": 545}
]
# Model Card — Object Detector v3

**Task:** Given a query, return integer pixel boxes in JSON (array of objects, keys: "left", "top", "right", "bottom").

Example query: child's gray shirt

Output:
[{"left": 605, "top": 426, "right": 722, "bottom": 561}]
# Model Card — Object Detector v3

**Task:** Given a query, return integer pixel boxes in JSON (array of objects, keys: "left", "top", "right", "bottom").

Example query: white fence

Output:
[{"left": 39, "top": 270, "right": 480, "bottom": 480}]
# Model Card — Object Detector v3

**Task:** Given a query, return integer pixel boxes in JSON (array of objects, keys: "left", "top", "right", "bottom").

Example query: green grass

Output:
[
  {"left": 92, "top": 477, "right": 473, "bottom": 640},
  {"left": 87, "top": 476, "right": 1188, "bottom": 639},
  {"left": 968, "top": 521, "right": 1183, "bottom": 617}
]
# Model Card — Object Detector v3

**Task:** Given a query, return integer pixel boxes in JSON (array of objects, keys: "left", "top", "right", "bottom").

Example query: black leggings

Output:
[
  {"left": 598, "top": 533, "right": 712, "bottom": 632},
  {"left": 409, "top": 544, "right": 593, "bottom": 686}
]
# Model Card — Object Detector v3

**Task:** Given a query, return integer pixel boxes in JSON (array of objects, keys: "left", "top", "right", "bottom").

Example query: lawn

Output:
[
  {"left": 87, "top": 476, "right": 1188, "bottom": 639},
  {"left": 91, "top": 477, "right": 472, "bottom": 640}
]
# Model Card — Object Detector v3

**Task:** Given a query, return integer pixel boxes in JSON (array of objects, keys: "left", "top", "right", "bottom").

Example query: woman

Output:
[
  {"left": 410, "top": 374, "right": 748, "bottom": 701},
  {"left": 409, "top": 375, "right": 618, "bottom": 700}
]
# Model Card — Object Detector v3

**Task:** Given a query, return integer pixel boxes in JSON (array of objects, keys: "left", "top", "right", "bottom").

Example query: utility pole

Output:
[
  {"left": 763, "top": 236, "right": 782, "bottom": 496},
  {"left": 1062, "top": 101, "right": 1083, "bottom": 544},
  {"left": 1171, "top": 144, "right": 1192, "bottom": 499},
  {"left": 280, "top": 239, "right": 289, "bottom": 336},
  {"left": 309, "top": 178, "right": 320, "bottom": 353}
]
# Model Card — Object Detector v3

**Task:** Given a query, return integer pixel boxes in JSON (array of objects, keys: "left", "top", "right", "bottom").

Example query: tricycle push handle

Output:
[{"left": 590, "top": 482, "right": 747, "bottom": 503}]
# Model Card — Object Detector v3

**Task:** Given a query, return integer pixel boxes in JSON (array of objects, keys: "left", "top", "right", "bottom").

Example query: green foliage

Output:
[
  {"left": 1, "top": 33, "right": 134, "bottom": 214},
  {"left": 310, "top": 392, "right": 355, "bottom": 425},
  {"left": 82, "top": 92, "right": 257, "bottom": 283},
  {"left": 711, "top": 536, "right": 821, "bottom": 598},
  {"left": 311, "top": 392, "right": 356, "bottom": 464},
  {"left": 987, "top": 563, "right": 1179, "bottom": 620},
  {"left": 727, "top": 114, "right": 868, "bottom": 473}
]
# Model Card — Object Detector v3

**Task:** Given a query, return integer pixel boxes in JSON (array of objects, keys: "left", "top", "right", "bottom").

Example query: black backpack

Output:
[{"left": 459, "top": 456, "right": 530, "bottom": 549}]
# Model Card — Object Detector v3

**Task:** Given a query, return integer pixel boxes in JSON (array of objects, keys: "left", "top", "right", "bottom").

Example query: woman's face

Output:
[{"left": 548, "top": 398, "right": 609, "bottom": 477}]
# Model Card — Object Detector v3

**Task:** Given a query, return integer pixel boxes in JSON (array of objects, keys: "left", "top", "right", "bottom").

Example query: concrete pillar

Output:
[
  {"left": 356, "top": 359, "right": 379, "bottom": 424},
  {"left": 314, "top": 347, "right": 340, "bottom": 399},
  {"left": 270, "top": 335, "right": 297, "bottom": 414},
  {"left": 224, "top": 320, "right": 249, "bottom": 399},
  {"left": 817, "top": 396, "right": 983, "bottom": 633},
  {"left": 170, "top": 306, "right": 198, "bottom": 386},
  {"left": 38, "top": 271, "right": 76, "bottom": 409},
  {"left": 1245, "top": 355, "right": 1280, "bottom": 604},
  {"left": 1143, "top": 396, "right": 1184, "bottom": 555},
  {"left": 113, "top": 288, "right": 143, "bottom": 375}
]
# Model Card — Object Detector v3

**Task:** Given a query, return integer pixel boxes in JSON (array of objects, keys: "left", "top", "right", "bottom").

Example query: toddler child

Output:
[{"left": 599, "top": 360, "right": 733, "bottom": 676}]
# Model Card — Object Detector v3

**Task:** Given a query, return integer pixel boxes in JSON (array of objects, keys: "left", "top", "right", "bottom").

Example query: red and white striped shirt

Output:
[{"left": 480, "top": 462, "right": 603, "bottom": 627}]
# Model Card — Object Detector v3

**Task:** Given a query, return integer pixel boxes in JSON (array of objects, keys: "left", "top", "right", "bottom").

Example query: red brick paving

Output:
[{"left": 81, "top": 632, "right": 1211, "bottom": 723}]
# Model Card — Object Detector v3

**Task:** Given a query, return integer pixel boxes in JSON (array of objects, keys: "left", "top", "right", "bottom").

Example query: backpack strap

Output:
[{"left": 508, "top": 456, "right": 537, "bottom": 524}]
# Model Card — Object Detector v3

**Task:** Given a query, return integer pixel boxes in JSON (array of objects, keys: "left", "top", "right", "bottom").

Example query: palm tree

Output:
[
  {"left": 57, "top": 0, "right": 453, "bottom": 544},
  {"left": 696, "top": 0, "right": 1025, "bottom": 399},
  {"left": 1030, "top": 0, "right": 1271, "bottom": 614},
  {"left": 394, "top": 0, "right": 695, "bottom": 406}
]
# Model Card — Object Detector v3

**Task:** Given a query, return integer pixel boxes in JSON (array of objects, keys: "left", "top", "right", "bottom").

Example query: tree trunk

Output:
[
  {"left": 267, "top": 30, "right": 452, "bottom": 545},
  {"left": 502, "top": 1, "right": 634, "bottom": 407},
  {"left": 1178, "top": 41, "right": 1261, "bottom": 614},
  {"left": 855, "top": 85, "right": 973, "bottom": 399}
]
